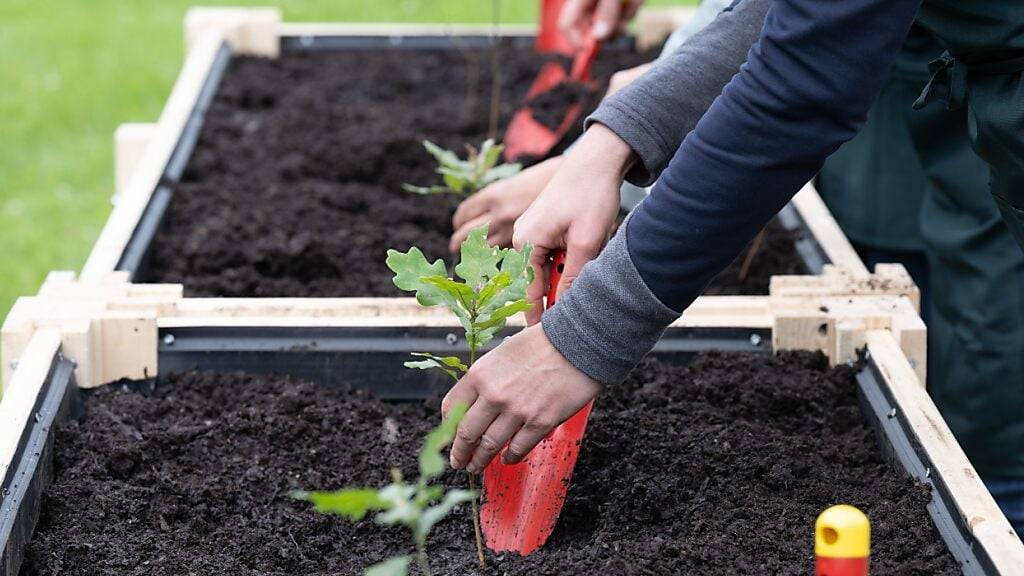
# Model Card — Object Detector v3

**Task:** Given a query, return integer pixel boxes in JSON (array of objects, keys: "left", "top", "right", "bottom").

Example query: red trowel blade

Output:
[
  {"left": 480, "top": 251, "right": 596, "bottom": 556},
  {"left": 504, "top": 36, "right": 601, "bottom": 162}
]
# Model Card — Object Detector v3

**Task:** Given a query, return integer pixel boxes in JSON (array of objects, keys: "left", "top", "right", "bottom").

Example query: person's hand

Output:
[
  {"left": 450, "top": 156, "right": 564, "bottom": 253},
  {"left": 513, "top": 123, "right": 635, "bottom": 324},
  {"left": 559, "top": 0, "right": 645, "bottom": 47},
  {"left": 442, "top": 324, "right": 601, "bottom": 473},
  {"left": 605, "top": 62, "right": 653, "bottom": 98}
]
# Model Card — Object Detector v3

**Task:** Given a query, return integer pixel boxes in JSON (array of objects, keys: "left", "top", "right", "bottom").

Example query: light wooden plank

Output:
[
  {"left": 867, "top": 330, "right": 1024, "bottom": 572},
  {"left": 185, "top": 7, "right": 281, "bottom": 56},
  {"left": 113, "top": 123, "right": 156, "bottom": 202},
  {"left": 792, "top": 181, "right": 870, "bottom": 277},
  {"left": 0, "top": 330, "right": 60, "bottom": 475},
  {"left": 277, "top": 22, "right": 536, "bottom": 38},
  {"left": 80, "top": 31, "right": 225, "bottom": 283}
]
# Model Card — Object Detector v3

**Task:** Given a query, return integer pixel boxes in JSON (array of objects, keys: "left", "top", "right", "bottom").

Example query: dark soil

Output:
[
  {"left": 527, "top": 79, "right": 593, "bottom": 131},
  {"left": 138, "top": 45, "right": 652, "bottom": 297},
  {"left": 705, "top": 219, "right": 808, "bottom": 296},
  {"left": 137, "top": 44, "right": 806, "bottom": 297},
  {"left": 22, "top": 352, "right": 958, "bottom": 575}
]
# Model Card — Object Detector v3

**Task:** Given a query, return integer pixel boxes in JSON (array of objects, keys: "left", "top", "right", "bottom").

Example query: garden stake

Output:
[
  {"left": 503, "top": 33, "right": 603, "bottom": 161},
  {"left": 480, "top": 250, "right": 596, "bottom": 555},
  {"left": 815, "top": 504, "right": 870, "bottom": 576}
]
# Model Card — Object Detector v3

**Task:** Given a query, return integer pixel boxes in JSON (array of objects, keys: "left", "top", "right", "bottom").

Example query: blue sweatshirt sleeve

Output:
[
  {"left": 627, "top": 0, "right": 920, "bottom": 310},
  {"left": 541, "top": 0, "right": 920, "bottom": 384}
]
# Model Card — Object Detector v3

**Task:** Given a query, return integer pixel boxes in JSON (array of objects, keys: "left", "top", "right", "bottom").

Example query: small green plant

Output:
[
  {"left": 294, "top": 225, "right": 533, "bottom": 576},
  {"left": 293, "top": 404, "right": 472, "bottom": 576},
  {"left": 403, "top": 139, "right": 522, "bottom": 197}
]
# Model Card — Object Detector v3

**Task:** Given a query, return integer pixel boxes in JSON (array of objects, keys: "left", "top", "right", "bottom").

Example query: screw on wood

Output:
[
  {"left": 887, "top": 408, "right": 897, "bottom": 419},
  {"left": 163, "top": 334, "right": 176, "bottom": 346},
  {"left": 445, "top": 333, "right": 458, "bottom": 346},
  {"left": 9, "top": 359, "right": 18, "bottom": 371},
  {"left": 749, "top": 333, "right": 763, "bottom": 347}
]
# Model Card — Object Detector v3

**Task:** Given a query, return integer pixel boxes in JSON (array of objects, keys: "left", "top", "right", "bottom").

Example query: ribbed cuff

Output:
[{"left": 541, "top": 216, "right": 680, "bottom": 385}]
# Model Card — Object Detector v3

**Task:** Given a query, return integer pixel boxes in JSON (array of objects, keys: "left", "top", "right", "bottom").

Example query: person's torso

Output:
[{"left": 918, "top": 0, "right": 1024, "bottom": 63}]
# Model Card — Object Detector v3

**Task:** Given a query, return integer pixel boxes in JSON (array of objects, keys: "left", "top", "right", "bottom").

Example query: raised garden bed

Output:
[
  {"left": 2, "top": 278, "right": 1022, "bottom": 575},
  {"left": 21, "top": 353, "right": 956, "bottom": 574},
  {"left": 81, "top": 8, "right": 882, "bottom": 302}
]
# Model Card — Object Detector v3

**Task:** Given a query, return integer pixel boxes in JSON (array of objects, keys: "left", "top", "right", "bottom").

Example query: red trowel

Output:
[
  {"left": 480, "top": 251, "right": 596, "bottom": 555},
  {"left": 503, "top": 30, "right": 603, "bottom": 162}
]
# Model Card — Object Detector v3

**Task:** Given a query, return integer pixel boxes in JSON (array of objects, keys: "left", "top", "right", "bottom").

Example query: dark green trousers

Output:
[{"left": 908, "top": 98, "right": 1024, "bottom": 478}]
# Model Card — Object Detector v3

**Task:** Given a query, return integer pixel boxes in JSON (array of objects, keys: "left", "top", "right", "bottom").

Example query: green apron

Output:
[{"left": 911, "top": 2, "right": 1024, "bottom": 477}]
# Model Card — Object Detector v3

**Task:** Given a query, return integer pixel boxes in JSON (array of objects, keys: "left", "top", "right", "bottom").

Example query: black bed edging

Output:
[
  {"left": 0, "top": 353, "right": 79, "bottom": 576},
  {"left": 115, "top": 42, "right": 233, "bottom": 278},
  {"left": 113, "top": 33, "right": 831, "bottom": 281},
  {"left": 857, "top": 361, "right": 995, "bottom": 576},
  {"left": 155, "top": 325, "right": 770, "bottom": 399}
]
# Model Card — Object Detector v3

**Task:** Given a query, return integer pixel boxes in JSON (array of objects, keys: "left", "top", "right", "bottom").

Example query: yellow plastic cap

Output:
[{"left": 815, "top": 505, "right": 870, "bottom": 558}]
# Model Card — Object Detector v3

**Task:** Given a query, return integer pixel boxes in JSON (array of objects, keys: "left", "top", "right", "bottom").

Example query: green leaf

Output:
[
  {"left": 374, "top": 483, "right": 419, "bottom": 527},
  {"left": 476, "top": 271, "right": 511, "bottom": 308},
  {"left": 385, "top": 248, "right": 450, "bottom": 307},
  {"left": 419, "top": 402, "right": 468, "bottom": 481},
  {"left": 454, "top": 224, "right": 502, "bottom": 288},
  {"left": 419, "top": 275, "right": 477, "bottom": 311},
  {"left": 479, "top": 138, "right": 502, "bottom": 169},
  {"left": 483, "top": 162, "right": 522, "bottom": 184},
  {"left": 479, "top": 243, "right": 535, "bottom": 316},
  {"left": 423, "top": 140, "right": 461, "bottom": 168},
  {"left": 416, "top": 489, "right": 477, "bottom": 542},
  {"left": 404, "top": 353, "right": 468, "bottom": 380},
  {"left": 365, "top": 555, "right": 411, "bottom": 576},
  {"left": 402, "top": 183, "right": 452, "bottom": 196},
  {"left": 291, "top": 489, "right": 390, "bottom": 520},
  {"left": 441, "top": 170, "right": 466, "bottom": 194},
  {"left": 476, "top": 299, "right": 532, "bottom": 332}
]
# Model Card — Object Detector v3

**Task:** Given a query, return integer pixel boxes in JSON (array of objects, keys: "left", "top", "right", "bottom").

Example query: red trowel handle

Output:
[
  {"left": 547, "top": 250, "right": 567, "bottom": 307},
  {"left": 570, "top": 34, "right": 601, "bottom": 83}
]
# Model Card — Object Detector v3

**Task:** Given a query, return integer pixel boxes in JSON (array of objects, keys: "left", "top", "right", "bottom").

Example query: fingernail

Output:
[
  {"left": 450, "top": 454, "right": 461, "bottom": 469},
  {"left": 591, "top": 21, "right": 611, "bottom": 39},
  {"left": 466, "top": 463, "right": 479, "bottom": 474}
]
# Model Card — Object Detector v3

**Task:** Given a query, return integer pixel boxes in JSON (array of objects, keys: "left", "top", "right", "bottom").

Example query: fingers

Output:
[
  {"left": 441, "top": 376, "right": 478, "bottom": 419},
  {"left": 452, "top": 190, "right": 490, "bottom": 230},
  {"left": 450, "top": 214, "right": 491, "bottom": 253},
  {"left": 465, "top": 414, "right": 526, "bottom": 473},
  {"left": 558, "top": 0, "right": 594, "bottom": 47},
  {"left": 503, "top": 418, "right": 555, "bottom": 465},
  {"left": 524, "top": 245, "right": 551, "bottom": 325},
  {"left": 448, "top": 396, "right": 500, "bottom": 470},
  {"left": 557, "top": 235, "right": 602, "bottom": 298},
  {"left": 591, "top": 0, "right": 624, "bottom": 40}
]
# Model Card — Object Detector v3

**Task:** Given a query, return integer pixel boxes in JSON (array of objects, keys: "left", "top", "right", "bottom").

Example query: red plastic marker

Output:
[
  {"left": 815, "top": 505, "right": 870, "bottom": 576},
  {"left": 479, "top": 251, "right": 595, "bottom": 555}
]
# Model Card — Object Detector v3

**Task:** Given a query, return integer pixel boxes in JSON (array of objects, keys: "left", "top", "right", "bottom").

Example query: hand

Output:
[
  {"left": 605, "top": 62, "right": 653, "bottom": 99},
  {"left": 442, "top": 324, "right": 601, "bottom": 473},
  {"left": 559, "top": 0, "right": 645, "bottom": 47},
  {"left": 513, "top": 123, "right": 635, "bottom": 324},
  {"left": 450, "top": 156, "right": 564, "bottom": 253}
]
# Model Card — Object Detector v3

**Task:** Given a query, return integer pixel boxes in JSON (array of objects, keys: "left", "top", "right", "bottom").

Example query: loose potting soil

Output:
[
  {"left": 22, "top": 352, "right": 958, "bottom": 575},
  {"left": 138, "top": 44, "right": 805, "bottom": 297}
]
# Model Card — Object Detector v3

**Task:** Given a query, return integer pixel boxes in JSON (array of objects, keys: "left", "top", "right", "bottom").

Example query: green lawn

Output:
[{"left": 0, "top": 0, "right": 692, "bottom": 317}]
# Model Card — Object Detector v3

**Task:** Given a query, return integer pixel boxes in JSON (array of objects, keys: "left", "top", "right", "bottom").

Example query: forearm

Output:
[
  {"left": 544, "top": 0, "right": 919, "bottom": 384},
  {"left": 587, "top": 0, "right": 771, "bottom": 186}
]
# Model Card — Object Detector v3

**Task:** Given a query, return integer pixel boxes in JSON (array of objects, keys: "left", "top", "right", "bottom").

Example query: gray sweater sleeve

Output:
[
  {"left": 587, "top": 0, "right": 771, "bottom": 186},
  {"left": 542, "top": 214, "right": 679, "bottom": 384}
]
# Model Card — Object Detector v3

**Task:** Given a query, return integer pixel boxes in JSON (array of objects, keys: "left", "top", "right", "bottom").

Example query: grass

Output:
[{"left": 0, "top": 0, "right": 692, "bottom": 318}]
